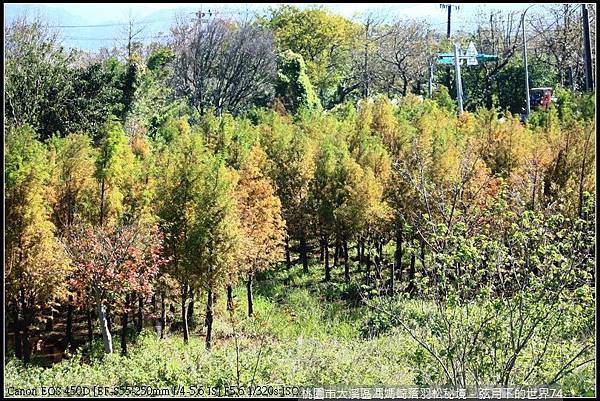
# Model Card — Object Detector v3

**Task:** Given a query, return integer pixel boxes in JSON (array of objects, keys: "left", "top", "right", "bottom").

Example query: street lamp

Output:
[{"left": 522, "top": 5, "right": 535, "bottom": 119}]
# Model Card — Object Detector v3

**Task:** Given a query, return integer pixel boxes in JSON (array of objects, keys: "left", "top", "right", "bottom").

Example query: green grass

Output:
[{"left": 4, "top": 260, "right": 596, "bottom": 397}]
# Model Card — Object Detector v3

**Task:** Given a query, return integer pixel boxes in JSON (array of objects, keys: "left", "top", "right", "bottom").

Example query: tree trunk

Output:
[
  {"left": 319, "top": 238, "right": 325, "bottom": 262},
  {"left": 420, "top": 237, "right": 426, "bottom": 271},
  {"left": 87, "top": 308, "right": 93, "bottom": 347},
  {"left": 66, "top": 295, "right": 74, "bottom": 350},
  {"left": 13, "top": 307, "right": 23, "bottom": 360},
  {"left": 407, "top": 246, "right": 416, "bottom": 295},
  {"left": 187, "top": 288, "right": 195, "bottom": 329},
  {"left": 121, "top": 294, "right": 130, "bottom": 356},
  {"left": 390, "top": 262, "right": 395, "bottom": 294},
  {"left": 151, "top": 293, "right": 157, "bottom": 331},
  {"left": 333, "top": 238, "right": 340, "bottom": 267},
  {"left": 227, "top": 285, "right": 234, "bottom": 311},
  {"left": 136, "top": 295, "right": 143, "bottom": 333},
  {"left": 181, "top": 285, "right": 189, "bottom": 344},
  {"left": 45, "top": 308, "right": 54, "bottom": 331},
  {"left": 106, "top": 304, "right": 112, "bottom": 334},
  {"left": 324, "top": 237, "right": 331, "bottom": 281},
  {"left": 160, "top": 292, "right": 166, "bottom": 340},
  {"left": 22, "top": 307, "right": 32, "bottom": 363},
  {"left": 358, "top": 239, "right": 364, "bottom": 272},
  {"left": 95, "top": 294, "right": 113, "bottom": 354},
  {"left": 578, "top": 129, "right": 591, "bottom": 218},
  {"left": 285, "top": 236, "right": 291, "bottom": 269},
  {"left": 531, "top": 170, "right": 537, "bottom": 211},
  {"left": 375, "top": 239, "right": 383, "bottom": 281},
  {"left": 247, "top": 274, "right": 254, "bottom": 317},
  {"left": 395, "top": 228, "right": 403, "bottom": 281},
  {"left": 365, "top": 245, "right": 371, "bottom": 285},
  {"left": 99, "top": 176, "right": 106, "bottom": 226},
  {"left": 344, "top": 239, "right": 350, "bottom": 282},
  {"left": 300, "top": 235, "right": 309, "bottom": 273},
  {"left": 205, "top": 288, "right": 214, "bottom": 350}
]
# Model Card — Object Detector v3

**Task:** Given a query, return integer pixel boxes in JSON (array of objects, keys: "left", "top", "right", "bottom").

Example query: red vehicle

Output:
[{"left": 530, "top": 87, "right": 556, "bottom": 111}]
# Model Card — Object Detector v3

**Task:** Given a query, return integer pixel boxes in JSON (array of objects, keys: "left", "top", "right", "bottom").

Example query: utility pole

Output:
[
  {"left": 582, "top": 4, "right": 594, "bottom": 91},
  {"left": 446, "top": 5, "right": 452, "bottom": 38},
  {"left": 195, "top": 6, "right": 215, "bottom": 29},
  {"left": 522, "top": 5, "right": 535, "bottom": 118},
  {"left": 441, "top": 4, "right": 460, "bottom": 93},
  {"left": 429, "top": 62, "right": 434, "bottom": 97},
  {"left": 453, "top": 43, "right": 463, "bottom": 113},
  {"left": 441, "top": 4, "right": 460, "bottom": 38}
]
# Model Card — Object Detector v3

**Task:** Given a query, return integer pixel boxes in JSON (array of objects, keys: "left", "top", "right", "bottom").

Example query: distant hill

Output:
[
  {"left": 4, "top": 4, "right": 196, "bottom": 51},
  {"left": 5, "top": 3, "right": 539, "bottom": 53},
  {"left": 5, "top": 4, "right": 91, "bottom": 26}
]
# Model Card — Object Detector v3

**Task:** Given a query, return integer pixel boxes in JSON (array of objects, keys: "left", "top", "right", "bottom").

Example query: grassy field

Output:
[{"left": 4, "top": 261, "right": 595, "bottom": 397}]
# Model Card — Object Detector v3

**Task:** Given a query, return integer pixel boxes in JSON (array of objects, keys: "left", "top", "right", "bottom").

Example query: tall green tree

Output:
[
  {"left": 263, "top": 5, "right": 361, "bottom": 107},
  {"left": 5, "top": 126, "right": 71, "bottom": 363},
  {"left": 236, "top": 145, "right": 286, "bottom": 316}
]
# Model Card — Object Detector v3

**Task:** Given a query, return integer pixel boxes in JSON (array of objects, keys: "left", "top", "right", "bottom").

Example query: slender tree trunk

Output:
[
  {"left": 578, "top": 129, "right": 591, "bottom": 218},
  {"left": 300, "top": 235, "right": 309, "bottom": 273},
  {"left": 22, "top": 307, "right": 32, "bottom": 363},
  {"left": 95, "top": 293, "right": 113, "bottom": 354},
  {"left": 324, "top": 237, "right": 331, "bottom": 281},
  {"left": 285, "top": 236, "right": 291, "bottom": 269},
  {"left": 181, "top": 285, "right": 189, "bottom": 344},
  {"left": 45, "top": 308, "right": 54, "bottom": 331},
  {"left": 333, "top": 238, "right": 340, "bottom": 267},
  {"left": 407, "top": 245, "right": 416, "bottom": 295},
  {"left": 106, "top": 304, "right": 112, "bottom": 333},
  {"left": 121, "top": 294, "right": 130, "bottom": 356},
  {"left": 87, "top": 308, "right": 93, "bottom": 347},
  {"left": 151, "top": 293, "right": 157, "bottom": 332},
  {"left": 227, "top": 285, "right": 234, "bottom": 311},
  {"left": 420, "top": 237, "right": 426, "bottom": 271},
  {"left": 13, "top": 306, "right": 23, "bottom": 360},
  {"left": 136, "top": 296, "right": 143, "bottom": 333},
  {"left": 319, "top": 238, "right": 325, "bottom": 262},
  {"left": 18, "top": 287, "right": 32, "bottom": 363},
  {"left": 160, "top": 292, "right": 166, "bottom": 340},
  {"left": 344, "top": 239, "right": 350, "bottom": 282},
  {"left": 205, "top": 288, "right": 214, "bottom": 350},
  {"left": 390, "top": 262, "right": 395, "bottom": 294},
  {"left": 375, "top": 239, "right": 383, "bottom": 281},
  {"left": 395, "top": 228, "right": 403, "bottom": 281},
  {"left": 365, "top": 244, "right": 371, "bottom": 285},
  {"left": 187, "top": 288, "right": 195, "bottom": 329},
  {"left": 247, "top": 274, "right": 254, "bottom": 317},
  {"left": 531, "top": 170, "right": 537, "bottom": 211},
  {"left": 358, "top": 239, "right": 364, "bottom": 272},
  {"left": 66, "top": 295, "right": 74, "bottom": 350},
  {"left": 99, "top": 176, "right": 106, "bottom": 226},
  {"left": 481, "top": 254, "right": 489, "bottom": 287}
]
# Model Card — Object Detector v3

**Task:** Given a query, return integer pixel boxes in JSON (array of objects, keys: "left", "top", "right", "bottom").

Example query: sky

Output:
[
  {"left": 5, "top": 2, "right": 543, "bottom": 51},
  {"left": 6, "top": 2, "right": 538, "bottom": 23}
]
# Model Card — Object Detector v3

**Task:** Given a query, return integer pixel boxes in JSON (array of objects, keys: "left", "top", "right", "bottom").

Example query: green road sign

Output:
[{"left": 436, "top": 53, "right": 498, "bottom": 65}]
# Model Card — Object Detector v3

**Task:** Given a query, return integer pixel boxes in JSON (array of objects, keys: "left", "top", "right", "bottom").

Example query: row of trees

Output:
[
  {"left": 6, "top": 89, "right": 595, "bottom": 360},
  {"left": 4, "top": 9, "right": 595, "bottom": 364},
  {"left": 5, "top": 4, "right": 596, "bottom": 141}
]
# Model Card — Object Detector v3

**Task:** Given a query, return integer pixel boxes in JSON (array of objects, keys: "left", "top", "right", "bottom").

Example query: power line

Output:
[
  {"left": 45, "top": 9, "right": 251, "bottom": 29},
  {"left": 47, "top": 19, "right": 173, "bottom": 28},
  {"left": 64, "top": 34, "right": 169, "bottom": 41}
]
